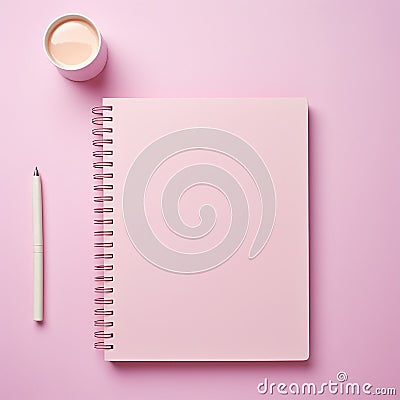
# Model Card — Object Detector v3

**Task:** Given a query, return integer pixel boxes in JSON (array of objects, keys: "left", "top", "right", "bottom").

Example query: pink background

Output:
[{"left": 1, "top": 0, "right": 399, "bottom": 398}]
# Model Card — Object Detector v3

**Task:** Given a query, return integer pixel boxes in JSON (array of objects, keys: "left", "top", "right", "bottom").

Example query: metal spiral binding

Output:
[{"left": 92, "top": 105, "right": 114, "bottom": 351}]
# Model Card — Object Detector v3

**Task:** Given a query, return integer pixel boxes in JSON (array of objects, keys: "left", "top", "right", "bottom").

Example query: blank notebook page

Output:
[{"left": 97, "top": 98, "right": 309, "bottom": 361}]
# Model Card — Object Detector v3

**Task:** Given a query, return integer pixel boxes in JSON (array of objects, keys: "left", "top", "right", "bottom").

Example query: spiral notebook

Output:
[{"left": 92, "top": 98, "right": 309, "bottom": 361}]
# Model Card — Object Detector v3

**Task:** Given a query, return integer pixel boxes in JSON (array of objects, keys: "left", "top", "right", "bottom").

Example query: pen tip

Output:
[{"left": 34, "top": 167, "right": 39, "bottom": 176}]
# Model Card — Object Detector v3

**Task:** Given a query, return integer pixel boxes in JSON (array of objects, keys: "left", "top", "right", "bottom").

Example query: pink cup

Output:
[{"left": 44, "top": 14, "right": 108, "bottom": 81}]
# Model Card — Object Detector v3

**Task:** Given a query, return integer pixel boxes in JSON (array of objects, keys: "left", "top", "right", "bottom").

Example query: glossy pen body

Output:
[{"left": 32, "top": 167, "right": 43, "bottom": 321}]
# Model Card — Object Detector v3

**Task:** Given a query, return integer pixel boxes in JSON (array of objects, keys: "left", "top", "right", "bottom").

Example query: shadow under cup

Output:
[{"left": 44, "top": 14, "right": 108, "bottom": 81}]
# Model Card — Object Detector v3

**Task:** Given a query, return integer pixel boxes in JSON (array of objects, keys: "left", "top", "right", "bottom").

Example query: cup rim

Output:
[{"left": 43, "top": 13, "right": 103, "bottom": 71}]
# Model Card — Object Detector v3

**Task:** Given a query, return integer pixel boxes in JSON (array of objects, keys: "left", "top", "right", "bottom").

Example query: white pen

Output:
[{"left": 32, "top": 167, "right": 43, "bottom": 321}]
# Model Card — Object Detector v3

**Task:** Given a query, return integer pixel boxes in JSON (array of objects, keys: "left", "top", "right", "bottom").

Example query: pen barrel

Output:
[
  {"left": 33, "top": 251, "right": 43, "bottom": 321},
  {"left": 32, "top": 177, "right": 43, "bottom": 245},
  {"left": 32, "top": 175, "right": 43, "bottom": 321}
]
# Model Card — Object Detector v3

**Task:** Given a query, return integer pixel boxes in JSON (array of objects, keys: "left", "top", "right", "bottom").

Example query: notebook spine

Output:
[{"left": 92, "top": 105, "right": 114, "bottom": 350}]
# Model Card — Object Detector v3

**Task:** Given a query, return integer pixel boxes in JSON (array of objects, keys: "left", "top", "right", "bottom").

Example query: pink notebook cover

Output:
[{"left": 98, "top": 98, "right": 309, "bottom": 361}]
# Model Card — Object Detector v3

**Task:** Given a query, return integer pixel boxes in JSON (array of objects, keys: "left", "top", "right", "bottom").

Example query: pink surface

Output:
[{"left": 1, "top": 0, "right": 399, "bottom": 398}]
